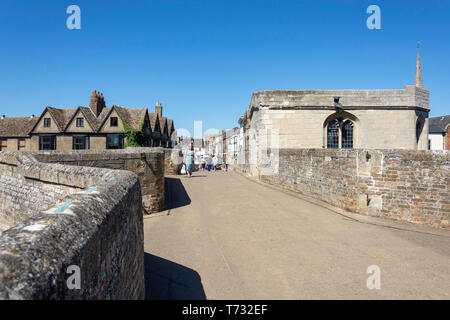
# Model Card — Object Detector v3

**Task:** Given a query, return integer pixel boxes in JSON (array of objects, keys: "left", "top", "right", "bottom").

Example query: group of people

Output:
[{"left": 182, "top": 144, "right": 227, "bottom": 177}]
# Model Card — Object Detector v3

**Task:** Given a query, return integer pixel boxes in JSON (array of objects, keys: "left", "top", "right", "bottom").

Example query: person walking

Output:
[
  {"left": 205, "top": 155, "right": 213, "bottom": 172},
  {"left": 222, "top": 153, "right": 228, "bottom": 172},
  {"left": 184, "top": 144, "right": 195, "bottom": 177},
  {"left": 200, "top": 156, "right": 206, "bottom": 172},
  {"left": 212, "top": 155, "right": 218, "bottom": 172}
]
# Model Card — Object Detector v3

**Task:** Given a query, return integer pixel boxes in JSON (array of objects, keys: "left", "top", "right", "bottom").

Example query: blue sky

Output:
[{"left": 1, "top": 0, "right": 449, "bottom": 135}]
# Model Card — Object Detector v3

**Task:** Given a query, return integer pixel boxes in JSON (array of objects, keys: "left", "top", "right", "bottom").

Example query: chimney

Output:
[
  {"left": 90, "top": 90, "right": 106, "bottom": 117},
  {"left": 30, "top": 114, "right": 35, "bottom": 118},
  {"left": 1, "top": 115, "right": 5, "bottom": 119},
  {"left": 155, "top": 101, "right": 162, "bottom": 117}
]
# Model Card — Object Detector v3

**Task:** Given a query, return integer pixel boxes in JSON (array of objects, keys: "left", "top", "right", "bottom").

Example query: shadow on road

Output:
[
  {"left": 144, "top": 252, "right": 206, "bottom": 300},
  {"left": 165, "top": 177, "right": 191, "bottom": 210}
]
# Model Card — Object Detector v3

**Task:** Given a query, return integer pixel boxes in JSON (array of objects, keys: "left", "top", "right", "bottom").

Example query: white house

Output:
[{"left": 428, "top": 125, "right": 446, "bottom": 150}]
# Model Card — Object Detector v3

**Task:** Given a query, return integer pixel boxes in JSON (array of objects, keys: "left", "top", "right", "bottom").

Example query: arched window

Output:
[
  {"left": 341, "top": 121, "right": 354, "bottom": 149},
  {"left": 324, "top": 112, "right": 357, "bottom": 149},
  {"left": 327, "top": 121, "right": 339, "bottom": 149}
]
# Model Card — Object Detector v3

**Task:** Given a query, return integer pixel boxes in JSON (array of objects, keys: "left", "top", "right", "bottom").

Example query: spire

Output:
[{"left": 415, "top": 42, "right": 422, "bottom": 88}]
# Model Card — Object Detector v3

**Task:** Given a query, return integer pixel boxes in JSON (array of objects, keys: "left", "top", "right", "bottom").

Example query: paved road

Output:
[{"left": 144, "top": 171, "right": 450, "bottom": 300}]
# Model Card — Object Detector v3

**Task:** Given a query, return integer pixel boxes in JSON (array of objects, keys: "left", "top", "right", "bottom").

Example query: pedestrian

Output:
[
  {"left": 183, "top": 144, "right": 195, "bottom": 177},
  {"left": 222, "top": 153, "right": 228, "bottom": 172},
  {"left": 205, "top": 155, "right": 213, "bottom": 172},
  {"left": 212, "top": 155, "right": 218, "bottom": 172},
  {"left": 200, "top": 156, "right": 206, "bottom": 172}
]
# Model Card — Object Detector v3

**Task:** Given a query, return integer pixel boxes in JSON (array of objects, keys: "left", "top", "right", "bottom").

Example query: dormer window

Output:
[
  {"left": 76, "top": 118, "right": 84, "bottom": 127},
  {"left": 44, "top": 118, "right": 51, "bottom": 127},
  {"left": 110, "top": 117, "right": 118, "bottom": 127}
]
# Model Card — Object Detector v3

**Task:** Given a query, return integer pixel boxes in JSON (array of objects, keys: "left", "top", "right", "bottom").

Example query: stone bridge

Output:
[
  {"left": 145, "top": 170, "right": 450, "bottom": 299},
  {"left": 0, "top": 148, "right": 449, "bottom": 299}
]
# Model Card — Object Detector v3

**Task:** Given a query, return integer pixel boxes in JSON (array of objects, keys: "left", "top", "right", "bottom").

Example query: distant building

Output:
[
  {"left": 239, "top": 48, "right": 430, "bottom": 176},
  {"left": 0, "top": 115, "right": 38, "bottom": 151},
  {"left": 428, "top": 115, "right": 450, "bottom": 150},
  {"left": 204, "top": 133, "right": 223, "bottom": 158},
  {"left": 0, "top": 92, "right": 176, "bottom": 151},
  {"left": 225, "top": 127, "right": 241, "bottom": 163}
]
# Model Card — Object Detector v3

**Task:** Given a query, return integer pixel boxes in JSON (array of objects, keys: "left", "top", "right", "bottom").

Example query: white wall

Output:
[{"left": 429, "top": 133, "right": 445, "bottom": 150}]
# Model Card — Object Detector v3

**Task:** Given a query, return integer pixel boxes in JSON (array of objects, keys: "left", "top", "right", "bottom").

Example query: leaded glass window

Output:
[
  {"left": 327, "top": 121, "right": 339, "bottom": 149},
  {"left": 342, "top": 121, "right": 354, "bottom": 149}
]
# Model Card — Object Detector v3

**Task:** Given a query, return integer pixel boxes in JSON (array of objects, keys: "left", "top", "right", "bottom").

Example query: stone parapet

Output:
[
  {"left": 239, "top": 149, "right": 450, "bottom": 229},
  {"left": 32, "top": 147, "right": 165, "bottom": 214},
  {"left": 0, "top": 151, "right": 145, "bottom": 299}
]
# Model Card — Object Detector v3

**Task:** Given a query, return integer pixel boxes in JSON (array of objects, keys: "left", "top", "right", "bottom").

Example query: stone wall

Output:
[
  {"left": 248, "top": 149, "right": 449, "bottom": 229},
  {"left": 243, "top": 85, "right": 430, "bottom": 152},
  {"left": 164, "top": 148, "right": 182, "bottom": 175},
  {"left": 33, "top": 148, "right": 165, "bottom": 214},
  {"left": 246, "top": 107, "right": 428, "bottom": 151},
  {"left": 250, "top": 86, "right": 429, "bottom": 109},
  {"left": 0, "top": 151, "right": 145, "bottom": 299},
  {"left": 0, "top": 157, "right": 80, "bottom": 233}
]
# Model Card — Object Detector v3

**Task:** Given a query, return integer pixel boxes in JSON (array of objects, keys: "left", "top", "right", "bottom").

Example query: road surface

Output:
[{"left": 144, "top": 170, "right": 450, "bottom": 299}]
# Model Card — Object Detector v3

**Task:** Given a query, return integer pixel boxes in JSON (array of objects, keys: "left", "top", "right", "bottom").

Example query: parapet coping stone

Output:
[
  {"left": 0, "top": 151, "right": 141, "bottom": 299},
  {"left": 32, "top": 147, "right": 165, "bottom": 163}
]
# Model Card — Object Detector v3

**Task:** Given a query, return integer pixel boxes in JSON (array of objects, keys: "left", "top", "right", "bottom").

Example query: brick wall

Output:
[
  {"left": 33, "top": 147, "right": 165, "bottom": 214},
  {"left": 251, "top": 149, "right": 449, "bottom": 229},
  {"left": 0, "top": 151, "right": 145, "bottom": 299},
  {"left": 447, "top": 127, "right": 450, "bottom": 150}
]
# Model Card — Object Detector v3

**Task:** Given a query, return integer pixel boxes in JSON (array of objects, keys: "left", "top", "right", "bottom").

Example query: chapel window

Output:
[{"left": 327, "top": 121, "right": 339, "bottom": 149}]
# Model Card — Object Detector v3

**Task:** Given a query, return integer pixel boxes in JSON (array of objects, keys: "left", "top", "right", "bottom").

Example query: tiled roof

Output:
[
  {"left": 167, "top": 119, "right": 174, "bottom": 134},
  {"left": 46, "top": 107, "right": 77, "bottom": 131},
  {"left": 148, "top": 112, "right": 160, "bottom": 133},
  {"left": 0, "top": 117, "right": 39, "bottom": 137},
  {"left": 429, "top": 125, "right": 446, "bottom": 134},
  {"left": 3, "top": 103, "right": 169, "bottom": 137},
  {"left": 115, "top": 106, "right": 147, "bottom": 131},
  {"left": 78, "top": 107, "right": 101, "bottom": 131},
  {"left": 429, "top": 115, "right": 450, "bottom": 130},
  {"left": 159, "top": 117, "right": 167, "bottom": 134}
]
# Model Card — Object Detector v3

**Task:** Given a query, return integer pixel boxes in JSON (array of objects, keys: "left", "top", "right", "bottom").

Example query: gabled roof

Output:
[
  {"left": 63, "top": 106, "right": 97, "bottom": 132},
  {"left": 429, "top": 125, "right": 446, "bottom": 134},
  {"left": 148, "top": 112, "right": 160, "bottom": 133},
  {"left": 114, "top": 106, "right": 147, "bottom": 131},
  {"left": 29, "top": 106, "right": 77, "bottom": 133},
  {"left": 167, "top": 119, "right": 174, "bottom": 134},
  {"left": 0, "top": 117, "right": 39, "bottom": 138},
  {"left": 47, "top": 107, "right": 78, "bottom": 132},
  {"left": 429, "top": 115, "right": 450, "bottom": 130},
  {"left": 159, "top": 116, "right": 168, "bottom": 134}
]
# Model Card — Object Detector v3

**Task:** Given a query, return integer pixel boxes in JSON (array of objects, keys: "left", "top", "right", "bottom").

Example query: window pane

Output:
[
  {"left": 327, "top": 122, "right": 339, "bottom": 149},
  {"left": 107, "top": 134, "right": 123, "bottom": 149},
  {"left": 342, "top": 121, "right": 354, "bottom": 149},
  {"left": 110, "top": 117, "right": 118, "bottom": 127},
  {"left": 73, "top": 136, "right": 87, "bottom": 150},
  {"left": 39, "top": 135, "right": 56, "bottom": 150}
]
